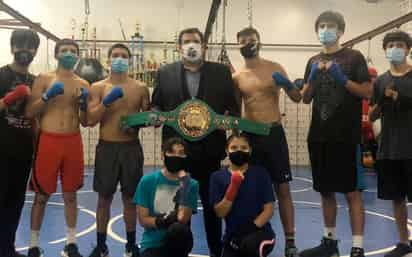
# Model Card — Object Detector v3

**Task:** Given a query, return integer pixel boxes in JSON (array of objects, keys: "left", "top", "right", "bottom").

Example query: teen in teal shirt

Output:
[{"left": 134, "top": 137, "right": 199, "bottom": 257}]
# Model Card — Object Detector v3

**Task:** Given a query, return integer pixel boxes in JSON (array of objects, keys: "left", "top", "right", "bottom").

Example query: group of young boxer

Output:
[{"left": 1, "top": 9, "right": 411, "bottom": 257}]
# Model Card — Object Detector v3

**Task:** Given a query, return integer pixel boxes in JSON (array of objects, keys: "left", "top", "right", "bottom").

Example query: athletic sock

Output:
[
  {"left": 352, "top": 235, "right": 364, "bottom": 249},
  {"left": 285, "top": 234, "right": 296, "bottom": 247},
  {"left": 126, "top": 231, "right": 136, "bottom": 248},
  {"left": 30, "top": 230, "right": 40, "bottom": 248},
  {"left": 97, "top": 232, "right": 107, "bottom": 249},
  {"left": 324, "top": 227, "right": 337, "bottom": 240},
  {"left": 67, "top": 227, "right": 76, "bottom": 245}
]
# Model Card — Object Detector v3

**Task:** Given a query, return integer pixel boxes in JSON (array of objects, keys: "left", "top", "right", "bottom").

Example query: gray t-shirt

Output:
[
  {"left": 185, "top": 70, "right": 201, "bottom": 98},
  {"left": 371, "top": 70, "right": 412, "bottom": 160}
]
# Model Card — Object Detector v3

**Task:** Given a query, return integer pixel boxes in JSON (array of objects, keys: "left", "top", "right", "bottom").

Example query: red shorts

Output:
[{"left": 30, "top": 131, "right": 84, "bottom": 195}]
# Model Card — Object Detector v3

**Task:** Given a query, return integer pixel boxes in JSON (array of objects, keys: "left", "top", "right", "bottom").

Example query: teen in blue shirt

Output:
[{"left": 210, "top": 133, "right": 276, "bottom": 257}]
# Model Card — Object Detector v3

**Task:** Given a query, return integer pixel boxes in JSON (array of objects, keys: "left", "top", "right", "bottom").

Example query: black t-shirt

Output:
[
  {"left": 371, "top": 70, "right": 412, "bottom": 160},
  {"left": 303, "top": 48, "right": 370, "bottom": 143},
  {"left": 0, "top": 65, "right": 35, "bottom": 157}
]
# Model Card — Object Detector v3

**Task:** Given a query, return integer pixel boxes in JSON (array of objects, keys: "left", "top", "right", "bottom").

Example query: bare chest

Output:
[{"left": 238, "top": 71, "right": 277, "bottom": 97}]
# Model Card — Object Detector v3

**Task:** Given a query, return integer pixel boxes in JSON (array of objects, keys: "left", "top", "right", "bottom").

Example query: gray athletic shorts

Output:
[{"left": 93, "top": 139, "right": 144, "bottom": 197}]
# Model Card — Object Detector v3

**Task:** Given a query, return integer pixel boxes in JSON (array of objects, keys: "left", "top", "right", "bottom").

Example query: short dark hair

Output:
[
  {"left": 315, "top": 11, "right": 345, "bottom": 32},
  {"left": 236, "top": 27, "right": 261, "bottom": 42},
  {"left": 54, "top": 39, "right": 79, "bottom": 57},
  {"left": 108, "top": 43, "right": 132, "bottom": 59},
  {"left": 162, "top": 137, "right": 187, "bottom": 154},
  {"left": 226, "top": 132, "right": 251, "bottom": 149},
  {"left": 383, "top": 30, "right": 412, "bottom": 49},
  {"left": 10, "top": 29, "right": 40, "bottom": 50},
  {"left": 178, "top": 28, "right": 204, "bottom": 45}
]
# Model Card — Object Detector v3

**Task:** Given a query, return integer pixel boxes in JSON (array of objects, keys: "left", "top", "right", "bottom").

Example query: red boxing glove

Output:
[
  {"left": 366, "top": 131, "right": 374, "bottom": 141},
  {"left": 3, "top": 84, "right": 29, "bottom": 106},
  {"left": 362, "top": 121, "right": 374, "bottom": 141},
  {"left": 224, "top": 171, "right": 244, "bottom": 202}
]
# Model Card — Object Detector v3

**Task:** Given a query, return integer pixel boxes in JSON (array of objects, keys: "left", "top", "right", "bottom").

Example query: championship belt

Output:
[{"left": 121, "top": 99, "right": 271, "bottom": 142}]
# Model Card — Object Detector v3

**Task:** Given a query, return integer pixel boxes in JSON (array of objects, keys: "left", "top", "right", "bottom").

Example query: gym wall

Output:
[{"left": 0, "top": 0, "right": 405, "bottom": 167}]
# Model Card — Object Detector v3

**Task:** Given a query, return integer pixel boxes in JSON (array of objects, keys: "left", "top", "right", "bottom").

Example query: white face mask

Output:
[
  {"left": 182, "top": 43, "right": 202, "bottom": 63},
  {"left": 318, "top": 27, "right": 338, "bottom": 45},
  {"left": 386, "top": 47, "right": 406, "bottom": 65}
]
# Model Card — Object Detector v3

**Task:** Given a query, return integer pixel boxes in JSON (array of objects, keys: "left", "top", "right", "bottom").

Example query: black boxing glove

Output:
[{"left": 155, "top": 211, "right": 178, "bottom": 229}]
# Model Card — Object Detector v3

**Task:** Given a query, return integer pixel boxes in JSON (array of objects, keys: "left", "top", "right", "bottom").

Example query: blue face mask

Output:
[
  {"left": 318, "top": 28, "right": 338, "bottom": 45},
  {"left": 111, "top": 58, "right": 129, "bottom": 73},
  {"left": 386, "top": 47, "right": 406, "bottom": 64},
  {"left": 58, "top": 52, "right": 78, "bottom": 70}
]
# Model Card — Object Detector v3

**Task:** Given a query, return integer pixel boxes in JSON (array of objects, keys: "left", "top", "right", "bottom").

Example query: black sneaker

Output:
[
  {"left": 88, "top": 246, "right": 109, "bottom": 257},
  {"left": 285, "top": 245, "right": 300, "bottom": 257},
  {"left": 350, "top": 247, "right": 365, "bottom": 257},
  {"left": 27, "top": 247, "right": 43, "bottom": 257},
  {"left": 124, "top": 244, "right": 139, "bottom": 257},
  {"left": 299, "top": 237, "right": 339, "bottom": 257},
  {"left": 384, "top": 243, "right": 412, "bottom": 257},
  {"left": 62, "top": 244, "right": 83, "bottom": 257}
]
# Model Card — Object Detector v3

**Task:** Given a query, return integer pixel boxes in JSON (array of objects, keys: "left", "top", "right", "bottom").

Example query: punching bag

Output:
[{"left": 75, "top": 58, "right": 106, "bottom": 84}]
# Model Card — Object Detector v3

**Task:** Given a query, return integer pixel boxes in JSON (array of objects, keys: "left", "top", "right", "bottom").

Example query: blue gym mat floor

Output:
[{"left": 15, "top": 166, "right": 411, "bottom": 257}]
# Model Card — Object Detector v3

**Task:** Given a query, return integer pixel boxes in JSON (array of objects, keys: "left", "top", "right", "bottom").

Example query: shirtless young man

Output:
[
  {"left": 25, "top": 39, "right": 89, "bottom": 257},
  {"left": 232, "top": 27, "right": 301, "bottom": 257},
  {"left": 87, "top": 43, "right": 150, "bottom": 257}
]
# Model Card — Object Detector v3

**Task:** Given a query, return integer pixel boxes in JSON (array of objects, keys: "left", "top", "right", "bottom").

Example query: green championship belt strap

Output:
[{"left": 121, "top": 99, "right": 270, "bottom": 142}]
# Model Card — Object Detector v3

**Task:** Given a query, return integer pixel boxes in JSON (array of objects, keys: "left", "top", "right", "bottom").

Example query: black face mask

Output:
[
  {"left": 14, "top": 50, "right": 34, "bottom": 66},
  {"left": 240, "top": 43, "right": 259, "bottom": 59},
  {"left": 164, "top": 155, "right": 187, "bottom": 174},
  {"left": 229, "top": 151, "right": 251, "bottom": 166}
]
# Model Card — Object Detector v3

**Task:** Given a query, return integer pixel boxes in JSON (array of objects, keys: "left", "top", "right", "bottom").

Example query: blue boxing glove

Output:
[
  {"left": 307, "top": 62, "right": 320, "bottom": 83},
  {"left": 79, "top": 87, "right": 88, "bottom": 112},
  {"left": 272, "top": 72, "right": 294, "bottom": 91},
  {"left": 328, "top": 62, "right": 348, "bottom": 87},
  {"left": 294, "top": 78, "right": 304, "bottom": 90},
  {"left": 103, "top": 86, "right": 123, "bottom": 107},
  {"left": 42, "top": 81, "right": 64, "bottom": 102}
]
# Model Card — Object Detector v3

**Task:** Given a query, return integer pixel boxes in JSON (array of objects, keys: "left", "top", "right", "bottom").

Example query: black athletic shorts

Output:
[
  {"left": 377, "top": 159, "right": 412, "bottom": 201},
  {"left": 308, "top": 142, "right": 365, "bottom": 193},
  {"left": 246, "top": 123, "right": 292, "bottom": 184},
  {"left": 93, "top": 139, "right": 143, "bottom": 197}
]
